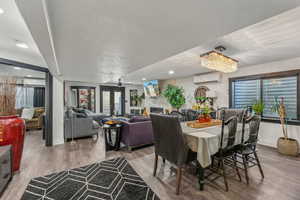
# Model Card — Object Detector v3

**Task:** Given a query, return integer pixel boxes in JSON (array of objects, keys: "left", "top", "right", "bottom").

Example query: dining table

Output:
[{"left": 180, "top": 120, "right": 249, "bottom": 191}]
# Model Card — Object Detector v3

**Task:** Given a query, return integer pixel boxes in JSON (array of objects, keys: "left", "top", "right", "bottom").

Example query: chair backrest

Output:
[
  {"left": 150, "top": 114, "right": 189, "bottom": 166},
  {"left": 170, "top": 111, "right": 185, "bottom": 122},
  {"left": 220, "top": 110, "right": 238, "bottom": 151},
  {"left": 187, "top": 109, "right": 198, "bottom": 121},
  {"left": 242, "top": 115, "right": 261, "bottom": 145},
  {"left": 218, "top": 108, "right": 247, "bottom": 123}
]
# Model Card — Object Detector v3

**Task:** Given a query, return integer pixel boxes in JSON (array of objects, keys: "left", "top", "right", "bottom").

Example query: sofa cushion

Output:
[
  {"left": 129, "top": 116, "right": 150, "bottom": 123},
  {"left": 21, "top": 108, "right": 35, "bottom": 120}
]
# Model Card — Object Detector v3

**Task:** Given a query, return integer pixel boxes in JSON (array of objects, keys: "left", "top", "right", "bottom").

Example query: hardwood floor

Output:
[{"left": 2, "top": 130, "right": 300, "bottom": 200}]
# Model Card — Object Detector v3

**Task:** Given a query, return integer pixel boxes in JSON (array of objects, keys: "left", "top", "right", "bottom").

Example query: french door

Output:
[{"left": 100, "top": 86, "right": 125, "bottom": 116}]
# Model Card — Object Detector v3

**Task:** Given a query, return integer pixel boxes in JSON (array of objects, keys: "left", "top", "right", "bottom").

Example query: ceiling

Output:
[
  {"left": 126, "top": 7, "right": 300, "bottom": 82},
  {"left": 0, "top": 63, "right": 45, "bottom": 79},
  {"left": 15, "top": 0, "right": 300, "bottom": 83},
  {"left": 0, "top": 0, "right": 46, "bottom": 67}
]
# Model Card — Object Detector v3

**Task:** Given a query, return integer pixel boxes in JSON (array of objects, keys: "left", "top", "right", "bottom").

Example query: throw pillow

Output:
[{"left": 21, "top": 108, "right": 35, "bottom": 120}]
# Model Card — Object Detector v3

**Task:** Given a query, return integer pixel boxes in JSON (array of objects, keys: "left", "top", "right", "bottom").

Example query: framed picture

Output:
[{"left": 130, "top": 89, "right": 138, "bottom": 107}]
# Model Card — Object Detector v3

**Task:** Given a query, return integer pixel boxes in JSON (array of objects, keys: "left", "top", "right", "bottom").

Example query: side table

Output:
[
  {"left": 102, "top": 124, "right": 122, "bottom": 151},
  {"left": 0, "top": 145, "right": 12, "bottom": 197}
]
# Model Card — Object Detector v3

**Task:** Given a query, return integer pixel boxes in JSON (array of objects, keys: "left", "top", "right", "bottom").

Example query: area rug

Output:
[{"left": 21, "top": 157, "right": 160, "bottom": 200}]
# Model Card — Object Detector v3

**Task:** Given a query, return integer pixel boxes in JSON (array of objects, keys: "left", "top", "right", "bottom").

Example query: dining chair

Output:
[
  {"left": 217, "top": 108, "right": 247, "bottom": 123},
  {"left": 150, "top": 114, "right": 196, "bottom": 195},
  {"left": 186, "top": 109, "right": 198, "bottom": 121},
  {"left": 210, "top": 113, "right": 240, "bottom": 191},
  {"left": 169, "top": 110, "right": 185, "bottom": 121},
  {"left": 235, "top": 115, "right": 264, "bottom": 184}
]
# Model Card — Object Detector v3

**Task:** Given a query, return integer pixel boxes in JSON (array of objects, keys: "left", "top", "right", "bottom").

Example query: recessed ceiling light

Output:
[
  {"left": 16, "top": 42, "right": 29, "bottom": 49},
  {"left": 142, "top": 78, "right": 146, "bottom": 81},
  {"left": 14, "top": 67, "right": 21, "bottom": 70},
  {"left": 26, "top": 75, "right": 32, "bottom": 77},
  {"left": 0, "top": 8, "right": 4, "bottom": 15},
  {"left": 168, "top": 70, "right": 175, "bottom": 75}
]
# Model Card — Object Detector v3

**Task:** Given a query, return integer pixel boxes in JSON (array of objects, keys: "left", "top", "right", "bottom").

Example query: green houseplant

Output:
[
  {"left": 252, "top": 100, "right": 265, "bottom": 115},
  {"left": 163, "top": 84, "right": 186, "bottom": 111}
]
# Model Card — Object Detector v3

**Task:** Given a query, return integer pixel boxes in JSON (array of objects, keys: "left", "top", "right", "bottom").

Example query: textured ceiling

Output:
[
  {"left": 0, "top": 0, "right": 46, "bottom": 67},
  {"left": 15, "top": 0, "right": 300, "bottom": 83},
  {"left": 126, "top": 7, "right": 300, "bottom": 82},
  {"left": 0, "top": 63, "right": 45, "bottom": 79}
]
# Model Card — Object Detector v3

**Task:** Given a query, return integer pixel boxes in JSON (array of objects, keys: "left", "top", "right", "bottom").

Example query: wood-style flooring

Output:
[{"left": 1, "top": 130, "right": 300, "bottom": 200}]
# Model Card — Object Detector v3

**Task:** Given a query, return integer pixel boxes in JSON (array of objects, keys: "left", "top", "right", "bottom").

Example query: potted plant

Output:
[
  {"left": 252, "top": 100, "right": 265, "bottom": 115},
  {"left": 163, "top": 84, "right": 186, "bottom": 111},
  {"left": 271, "top": 97, "right": 299, "bottom": 156}
]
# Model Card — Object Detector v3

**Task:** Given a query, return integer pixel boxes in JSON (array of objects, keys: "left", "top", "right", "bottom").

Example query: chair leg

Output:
[
  {"left": 242, "top": 154, "right": 250, "bottom": 185},
  {"left": 221, "top": 158, "right": 229, "bottom": 191},
  {"left": 253, "top": 151, "right": 264, "bottom": 179},
  {"left": 233, "top": 154, "right": 242, "bottom": 182},
  {"left": 176, "top": 167, "right": 182, "bottom": 195},
  {"left": 153, "top": 154, "right": 158, "bottom": 177},
  {"left": 211, "top": 156, "right": 215, "bottom": 169}
]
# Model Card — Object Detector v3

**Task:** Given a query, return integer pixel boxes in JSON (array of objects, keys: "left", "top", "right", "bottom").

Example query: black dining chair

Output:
[
  {"left": 186, "top": 109, "right": 198, "bottom": 121},
  {"left": 210, "top": 112, "right": 240, "bottom": 191},
  {"left": 217, "top": 108, "right": 248, "bottom": 123},
  {"left": 235, "top": 115, "right": 264, "bottom": 184},
  {"left": 150, "top": 114, "right": 196, "bottom": 195},
  {"left": 169, "top": 110, "right": 185, "bottom": 122}
]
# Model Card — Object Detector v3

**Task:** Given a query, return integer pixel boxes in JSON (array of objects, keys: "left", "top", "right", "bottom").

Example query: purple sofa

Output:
[{"left": 121, "top": 116, "right": 154, "bottom": 150}]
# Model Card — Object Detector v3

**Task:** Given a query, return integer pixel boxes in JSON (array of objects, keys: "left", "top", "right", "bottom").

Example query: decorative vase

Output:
[
  {"left": 0, "top": 115, "right": 26, "bottom": 172},
  {"left": 277, "top": 137, "right": 299, "bottom": 156},
  {"left": 198, "top": 114, "right": 212, "bottom": 123}
]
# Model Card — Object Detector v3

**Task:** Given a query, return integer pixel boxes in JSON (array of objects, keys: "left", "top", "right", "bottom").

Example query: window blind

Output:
[
  {"left": 262, "top": 76, "right": 297, "bottom": 119},
  {"left": 232, "top": 79, "right": 261, "bottom": 109}
]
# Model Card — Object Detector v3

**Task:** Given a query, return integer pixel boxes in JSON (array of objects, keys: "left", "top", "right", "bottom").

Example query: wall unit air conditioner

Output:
[{"left": 193, "top": 72, "right": 221, "bottom": 84}]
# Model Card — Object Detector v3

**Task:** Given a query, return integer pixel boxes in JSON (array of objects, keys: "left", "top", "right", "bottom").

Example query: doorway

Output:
[
  {"left": 0, "top": 58, "right": 53, "bottom": 146},
  {"left": 100, "top": 86, "right": 125, "bottom": 116}
]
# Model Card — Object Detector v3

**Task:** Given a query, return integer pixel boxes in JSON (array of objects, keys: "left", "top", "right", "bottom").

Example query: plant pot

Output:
[
  {"left": 0, "top": 115, "right": 26, "bottom": 172},
  {"left": 277, "top": 137, "right": 299, "bottom": 156}
]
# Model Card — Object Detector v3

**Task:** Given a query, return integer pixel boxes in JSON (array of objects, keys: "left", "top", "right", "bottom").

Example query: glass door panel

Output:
[
  {"left": 79, "top": 89, "right": 89, "bottom": 109},
  {"left": 100, "top": 86, "right": 125, "bottom": 116},
  {"left": 102, "top": 91, "right": 111, "bottom": 115},
  {"left": 114, "top": 91, "right": 122, "bottom": 116}
]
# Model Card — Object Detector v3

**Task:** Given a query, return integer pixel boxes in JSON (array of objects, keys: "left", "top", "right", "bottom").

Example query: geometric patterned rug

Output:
[{"left": 21, "top": 157, "right": 160, "bottom": 200}]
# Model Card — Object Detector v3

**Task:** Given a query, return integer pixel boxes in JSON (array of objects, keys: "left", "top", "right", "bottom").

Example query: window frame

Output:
[{"left": 229, "top": 70, "right": 300, "bottom": 125}]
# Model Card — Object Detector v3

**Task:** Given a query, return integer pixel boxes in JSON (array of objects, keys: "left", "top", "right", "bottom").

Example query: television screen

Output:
[{"left": 144, "top": 80, "right": 160, "bottom": 97}]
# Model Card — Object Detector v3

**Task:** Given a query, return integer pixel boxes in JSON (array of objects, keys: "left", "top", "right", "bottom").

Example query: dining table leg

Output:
[{"left": 197, "top": 162, "right": 205, "bottom": 191}]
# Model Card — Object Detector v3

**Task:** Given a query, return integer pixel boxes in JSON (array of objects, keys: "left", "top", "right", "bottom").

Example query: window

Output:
[{"left": 230, "top": 70, "right": 300, "bottom": 123}]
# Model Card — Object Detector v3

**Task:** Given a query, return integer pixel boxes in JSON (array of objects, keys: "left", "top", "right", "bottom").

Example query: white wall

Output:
[
  {"left": 52, "top": 76, "right": 64, "bottom": 145},
  {"left": 146, "top": 57, "right": 300, "bottom": 148}
]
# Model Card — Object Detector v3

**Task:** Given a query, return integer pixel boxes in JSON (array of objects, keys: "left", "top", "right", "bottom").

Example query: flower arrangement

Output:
[{"left": 193, "top": 97, "right": 212, "bottom": 123}]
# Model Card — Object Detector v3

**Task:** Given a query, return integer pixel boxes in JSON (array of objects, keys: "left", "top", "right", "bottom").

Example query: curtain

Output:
[
  {"left": 15, "top": 87, "right": 34, "bottom": 109},
  {"left": 33, "top": 87, "right": 45, "bottom": 107}
]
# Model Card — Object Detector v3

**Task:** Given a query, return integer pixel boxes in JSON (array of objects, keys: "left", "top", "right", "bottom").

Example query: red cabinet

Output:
[{"left": 0, "top": 115, "right": 25, "bottom": 172}]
